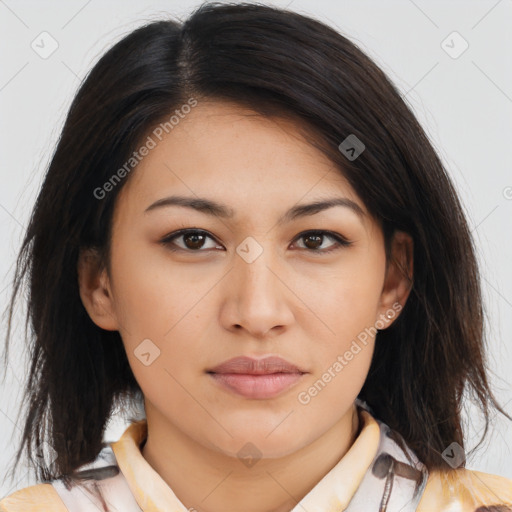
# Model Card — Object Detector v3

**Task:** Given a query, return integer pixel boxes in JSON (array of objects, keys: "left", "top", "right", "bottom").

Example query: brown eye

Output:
[
  {"left": 302, "top": 233, "right": 324, "bottom": 250},
  {"left": 161, "top": 229, "right": 221, "bottom": 252},
  {"left": 182, "top": 232, "right": 207, "bottom": 250},
  {"left": 293, "top": 230, "right": 352, "bottom": 253}
]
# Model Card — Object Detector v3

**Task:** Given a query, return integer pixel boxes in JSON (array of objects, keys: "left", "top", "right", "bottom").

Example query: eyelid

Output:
[
  {"left": 160, "top": 228, "right": 222, "bottom": 251},
  {"left": 159, "top": 228, "right": 352, "bottom": 253},
  {"left": 293, "top": 230, "right": 352, "bottom": 252}
]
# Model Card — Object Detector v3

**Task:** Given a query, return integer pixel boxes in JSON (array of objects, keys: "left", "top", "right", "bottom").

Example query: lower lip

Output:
[{"left": 209, "top": 372, "right": 305, "bottom": 399}]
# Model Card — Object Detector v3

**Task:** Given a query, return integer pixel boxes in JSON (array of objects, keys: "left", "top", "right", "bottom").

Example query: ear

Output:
[
  {"left": 376, "top": 230, "right": 413, "bottom": 328},
  {"left": 77, "top": 247, "right": 119, "bottom": 331}
]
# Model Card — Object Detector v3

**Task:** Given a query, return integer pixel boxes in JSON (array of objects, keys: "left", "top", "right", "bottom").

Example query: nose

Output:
[{"left": 220, "top": 244, "right": 295, "bottom": 339}]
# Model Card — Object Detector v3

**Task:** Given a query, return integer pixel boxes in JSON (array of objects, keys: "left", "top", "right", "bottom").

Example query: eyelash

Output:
[{"left": 160, "top": 229, "right": 352, "bottom": 254}]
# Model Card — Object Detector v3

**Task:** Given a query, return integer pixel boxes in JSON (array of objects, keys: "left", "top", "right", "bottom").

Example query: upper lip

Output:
[{"left": 207, "top": 356, "right": 306, "bottom": 375}]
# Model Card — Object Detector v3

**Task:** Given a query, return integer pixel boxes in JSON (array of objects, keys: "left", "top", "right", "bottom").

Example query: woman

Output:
[{"left": 1, "top": 2, "right": 511, "bottom": 511}]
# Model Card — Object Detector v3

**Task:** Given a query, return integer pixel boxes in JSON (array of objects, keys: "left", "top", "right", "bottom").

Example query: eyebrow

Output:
[{"left": 144, "top": 195, "right": 365, "bottom": 223}]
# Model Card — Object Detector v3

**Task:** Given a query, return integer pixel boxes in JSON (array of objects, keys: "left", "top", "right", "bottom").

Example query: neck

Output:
[{"left": 141, "top": 403, "right": 360, "bottom": 512}]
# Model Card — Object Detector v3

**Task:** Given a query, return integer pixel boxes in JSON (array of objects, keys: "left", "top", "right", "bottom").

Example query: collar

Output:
[{"left": 110, "top": 403, "right": 383, "bottom": 511}]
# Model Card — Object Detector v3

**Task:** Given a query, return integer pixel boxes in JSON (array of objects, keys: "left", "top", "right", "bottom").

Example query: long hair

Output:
[{"left": 2, "top": 1, "right": 509, "bottom": 482}]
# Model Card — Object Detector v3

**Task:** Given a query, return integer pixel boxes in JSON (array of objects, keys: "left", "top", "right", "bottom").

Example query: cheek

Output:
[
  {"left": 310, "top": 250, "right": 386, "bottom": 340},
  {"left": 295, "top": 266, "right": 381, "bottom": 414},
  {"left": 298, "top": 246, "right": 385, "bottom": 397},
  {"left": 108, "top": 242, "right": 217, "bottom": 384},
  {"left": 108, "top": 235, "right": 210, "bottom": 342}
]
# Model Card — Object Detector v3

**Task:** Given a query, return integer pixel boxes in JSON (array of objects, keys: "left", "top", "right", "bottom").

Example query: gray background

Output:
[{"left": 1, "top": 0, "right": 511, "bottom": 498}]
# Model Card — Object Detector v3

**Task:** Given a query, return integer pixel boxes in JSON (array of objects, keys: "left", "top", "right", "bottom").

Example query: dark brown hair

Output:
[{"left": 2, "top": 1, "right": 510, "bottom": 484}]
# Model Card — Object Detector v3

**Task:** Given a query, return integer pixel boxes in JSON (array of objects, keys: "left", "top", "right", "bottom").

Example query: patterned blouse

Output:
[{"left": 1, "top": 402, "right": 511, "bottom": 511}]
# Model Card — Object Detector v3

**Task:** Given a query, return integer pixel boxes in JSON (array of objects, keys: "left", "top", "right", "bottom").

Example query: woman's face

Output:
[{"left": 80, "top": 99, "right": 410, "bottom": 458}]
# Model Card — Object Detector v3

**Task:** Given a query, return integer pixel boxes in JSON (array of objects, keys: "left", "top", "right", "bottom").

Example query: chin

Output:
[{"left": 203, "top": 423, "right": 310, "bottom": 461}]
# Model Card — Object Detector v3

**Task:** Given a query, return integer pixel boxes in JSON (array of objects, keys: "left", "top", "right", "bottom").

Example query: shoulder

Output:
[
  {"left": 417, "top": 467, "right": 512, "bottom": 511},
  {"left": 0, "top": 483, "right": 67, "bottom": 512},
  {"left": 0, "top": 446, "right": 125, "bottom": 512}
]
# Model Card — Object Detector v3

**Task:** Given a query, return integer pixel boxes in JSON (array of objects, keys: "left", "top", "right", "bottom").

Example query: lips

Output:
[
  {"left": 207, "top": 355, "right": 305, "bottom": 375},
  {"left": 207, "top": 356, "right": 307, "bottom": 399}
]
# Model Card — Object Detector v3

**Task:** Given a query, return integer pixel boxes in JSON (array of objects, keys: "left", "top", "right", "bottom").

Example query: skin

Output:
[{"left": 78, "top": 100, "right": 413, "bottom": 512}]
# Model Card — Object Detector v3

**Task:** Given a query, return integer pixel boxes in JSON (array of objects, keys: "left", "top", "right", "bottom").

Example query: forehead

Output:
[{"left": 114, "top": 100, "right": 368, "bottom": 223}]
